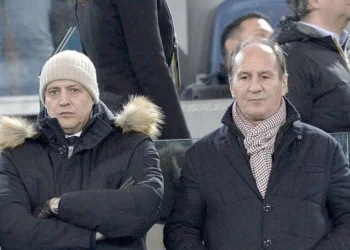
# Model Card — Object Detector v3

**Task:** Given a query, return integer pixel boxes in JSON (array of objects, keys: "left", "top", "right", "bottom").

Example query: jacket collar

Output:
[
  {"left": 221, "top": 97, "right": 302, "bottom": 140},
  {"left": 35, "top": 101, "right": 115, "bottom": 148},
  {"left": 272, "top": 16, "right": 350, "bottom": 52},
  {"left": 297, "top": 22, "right": 349, "bottom": 48}
]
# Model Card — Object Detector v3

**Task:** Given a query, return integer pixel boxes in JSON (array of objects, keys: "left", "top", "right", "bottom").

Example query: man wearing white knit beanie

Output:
[
  {"left": 38, "top": 50, "right": 100, "bottom": 136},
  {"left": 40, "top": 50, "right": 100, "bottom": 105},
  {"left": 0, "top": 50, "right": 164, "bottom": 249}
]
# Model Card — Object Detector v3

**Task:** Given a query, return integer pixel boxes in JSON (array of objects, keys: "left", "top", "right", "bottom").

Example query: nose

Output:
[
  {"left": 59, "top": 90, "right": 70, "bottom": 106},
  {"left": 248, "top": 77, "right": 263, "bottom": 93}
]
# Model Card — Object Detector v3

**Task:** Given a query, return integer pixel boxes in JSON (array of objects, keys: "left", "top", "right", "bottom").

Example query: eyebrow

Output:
[
  {"left": 259, "top": 70, "right": 274, "bottom": 75},
  {"left": 46, "top": 86, "right": 59, "bottom": 91},
  {"left": 237, "top": 71, "right": 251, "bottom": 76}
]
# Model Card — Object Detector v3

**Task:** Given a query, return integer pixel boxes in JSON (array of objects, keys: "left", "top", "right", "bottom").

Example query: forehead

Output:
[
  {"left": 234, "top": 44, "right": 278, "bottom": 72},
  {"left": 46, "top": 80, "right": 83, "bottom": 89}
]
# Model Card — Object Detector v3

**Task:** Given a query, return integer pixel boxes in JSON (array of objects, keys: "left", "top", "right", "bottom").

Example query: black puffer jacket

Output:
[
  {"left": 272, "top": 17, "right": 350, "bottom": 133},
  {"left": 0, "top": 97, "right": 164, "bottom": 250}
]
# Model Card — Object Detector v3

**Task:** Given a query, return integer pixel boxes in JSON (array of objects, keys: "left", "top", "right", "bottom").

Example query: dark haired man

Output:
[
  {"left": 273, "top": 0, "right": 350, "bottom": 132},
  {"left": 180, "top": 12, "right": 273, "bottom": 100}
]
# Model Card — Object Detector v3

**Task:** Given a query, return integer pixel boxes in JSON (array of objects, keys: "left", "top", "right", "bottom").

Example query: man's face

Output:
[
  {"left": 224, "top": 18, "right": 273, "bottom": 65},
  {"left": 229, "top": 44, "right": 287, "bottom": 126},
  {"left": 316, "top": 0, "right": 350, "bottom": 22},
  {"left": 44, "top": 80, "right": 94, "bottom": 135}
]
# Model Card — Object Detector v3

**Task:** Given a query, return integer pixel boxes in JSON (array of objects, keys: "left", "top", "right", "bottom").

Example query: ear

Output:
[
  {"left": 224, "top": 39, "right": 239, "bottom": 57},
  {"left": 225, "top": 39, "right": 240, "bottom": 64},
  {"left": 229, "top": 77, "right": 236, "bottom": 98},
  {"left": 308, "top": 0, "right": 320, "bottom": 11},
  {"left": 281, "top": 75, "right": 288, "bottom": 96}
]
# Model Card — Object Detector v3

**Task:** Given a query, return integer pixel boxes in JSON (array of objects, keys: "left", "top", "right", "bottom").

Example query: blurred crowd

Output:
[{"left": 0, "top": 0, "right": 75, "bottom": 96}]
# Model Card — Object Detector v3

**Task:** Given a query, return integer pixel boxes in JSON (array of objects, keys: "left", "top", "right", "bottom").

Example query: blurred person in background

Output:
[
  {"left": 273, "top": 0, "right": 350, "bottom": 133},
  {"left": 75, "top": 0, "right": 191, "bottom": 139},
  {"left": 0, "top": 0, "right": 53, "bottom": 96},
  {"left": 180, "top": 12, "right": 273, "bottom": 100}
]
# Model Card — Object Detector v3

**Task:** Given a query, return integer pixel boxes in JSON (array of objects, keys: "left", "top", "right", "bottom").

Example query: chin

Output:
[
  {"left": 247, "top": 111, "right": 268, "bottom": 121},
  {"left": 246, "top": 108, "right": 265, "bottom": 117},
  {"left": 59, "top": 122, "right": 75, "bottom": 132},
  {"left": 62, "top": 127, "right": 76, "bottom": 135}
]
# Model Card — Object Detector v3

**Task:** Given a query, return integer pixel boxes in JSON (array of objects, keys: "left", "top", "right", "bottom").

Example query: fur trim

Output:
[
  {"left": 114, "top": 96, "right": 164, "bottom": 139},
  {"left": 0, "top": 96, "right": 164, "bottom": 151},
  {"left": 0, "top": 116, "right": 36, "bottom": 151}
]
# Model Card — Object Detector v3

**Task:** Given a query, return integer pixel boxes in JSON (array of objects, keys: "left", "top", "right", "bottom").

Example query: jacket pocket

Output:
[
  {"left": 296, "top": 165, "right": 327, "bottom": 203},
  {"left": 300, "top": 166, "right": 326, "bottom": 173}
]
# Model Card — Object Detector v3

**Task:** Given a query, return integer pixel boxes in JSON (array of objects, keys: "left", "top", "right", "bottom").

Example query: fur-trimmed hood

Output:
[{"left": 0, "top": 96, "right": 163, "bottom": 151}]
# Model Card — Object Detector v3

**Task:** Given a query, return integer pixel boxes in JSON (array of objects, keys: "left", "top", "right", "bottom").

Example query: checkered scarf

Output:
[{"left": 232, "top": 99, "right": 286, "bottom": 198}]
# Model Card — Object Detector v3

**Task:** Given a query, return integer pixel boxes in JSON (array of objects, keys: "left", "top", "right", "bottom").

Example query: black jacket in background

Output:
[
  {"left": 50, "top": 0, "right": 76, "bottom": 49},
  {"left": 272, "top": 17, "right": 350, "bottom": 133},
  {"left": 75, "top": 0, "right": 191, "bottom": 139},
  {"left": 180, "top": 69, "right": 230, "bottom": 100},
  {"left": 164, "top": 99, "right": 350, "bottom": 249}
]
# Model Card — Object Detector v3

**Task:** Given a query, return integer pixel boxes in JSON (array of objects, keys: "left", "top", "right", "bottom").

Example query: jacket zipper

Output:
[{"left": 332, "top": 38, "right": 350, "bottom": 71}]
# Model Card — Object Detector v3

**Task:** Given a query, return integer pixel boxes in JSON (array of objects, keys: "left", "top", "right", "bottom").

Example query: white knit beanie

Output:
[{"left": 39, "top": 50, "right": 99, "bottom": 104}]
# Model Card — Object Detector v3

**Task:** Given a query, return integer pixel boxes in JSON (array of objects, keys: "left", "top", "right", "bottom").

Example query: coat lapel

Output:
[{"left": 217, "top": 127, "right": 263, "bottom": 200}]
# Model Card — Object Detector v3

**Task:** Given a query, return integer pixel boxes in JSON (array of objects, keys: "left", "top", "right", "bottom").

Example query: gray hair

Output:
[
  {"left": 228, "top": 37, "right": 288, "bottom": 80},
  {"left": 286, "top": 0, "right": 310, "bottom": 20}
]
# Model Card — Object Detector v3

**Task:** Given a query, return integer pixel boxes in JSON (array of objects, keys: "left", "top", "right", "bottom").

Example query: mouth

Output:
[
  {"left": 59, "top": 111, "right": 74, "bottom": 116},
  {"left": 248, "top": 99, "right": 263, "bottom": 102}
]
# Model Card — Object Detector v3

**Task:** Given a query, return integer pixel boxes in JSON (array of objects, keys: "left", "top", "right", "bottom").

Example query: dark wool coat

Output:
[
  {"left": 164, "top": 100, "right": 350, "bottom": 250},
  {"left": 75, "top": 0, "right": 191, "bottom": 139},
  {"left": 0, "top": 96, "right": 164, "bottom": 250}
]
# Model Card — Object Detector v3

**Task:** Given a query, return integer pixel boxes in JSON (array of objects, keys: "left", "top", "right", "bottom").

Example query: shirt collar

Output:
[
  {"left": 298, "top": 21, "right": 349, "bottom": 47},
  {"left": 65, "top": 131, "right": 82, "bottom": 138}
]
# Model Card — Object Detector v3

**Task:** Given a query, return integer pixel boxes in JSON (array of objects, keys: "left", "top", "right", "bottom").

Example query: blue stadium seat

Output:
[{"left": 208, "top": 0, "right": 289, "bottom": 74}]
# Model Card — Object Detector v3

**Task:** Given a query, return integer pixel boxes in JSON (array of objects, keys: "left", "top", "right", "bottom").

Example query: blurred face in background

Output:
[
  {"left": 308, "top": 0, "right": 350, "bottom": 29},
  {"left": 224, "top": 18, "right": 273, "bottom": 66}
]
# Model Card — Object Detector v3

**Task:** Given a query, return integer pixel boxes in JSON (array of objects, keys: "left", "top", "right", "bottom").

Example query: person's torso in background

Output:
[{"left": 75, "top": 0, "right": 174, "bottom": 98}]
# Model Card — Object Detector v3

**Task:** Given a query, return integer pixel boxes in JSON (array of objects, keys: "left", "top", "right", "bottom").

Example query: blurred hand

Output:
[
  {"left": 119, "top": 176, "right": 135, "bottom": 189},
  {"left": 32, "top": 200, "right": 53, "bottom": 219},
  {"left": 32, "top": 197, "right": 60, "bottom": 219},
  {"left": 96, "top": 232, "right": 105, "bottom": 241}
]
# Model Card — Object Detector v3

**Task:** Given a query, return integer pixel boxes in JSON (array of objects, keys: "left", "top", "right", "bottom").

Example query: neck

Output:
[{"left": 302, "top": 15, "right": 347, "bottom": 36}]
